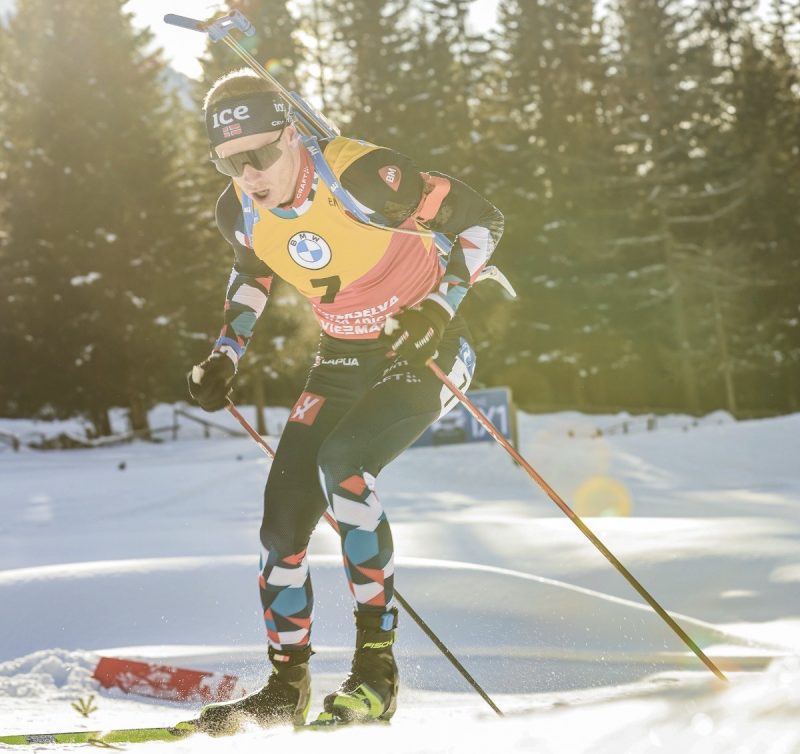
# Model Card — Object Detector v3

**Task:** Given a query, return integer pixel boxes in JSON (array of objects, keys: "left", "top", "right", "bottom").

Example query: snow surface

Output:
[{"left": 1, "top": 406, "right": 799, "bottom": 752}]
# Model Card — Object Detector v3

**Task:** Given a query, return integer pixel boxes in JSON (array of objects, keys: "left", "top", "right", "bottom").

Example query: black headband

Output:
[{"left": 205, "top": 92, "right": 289, "bottom": 148}]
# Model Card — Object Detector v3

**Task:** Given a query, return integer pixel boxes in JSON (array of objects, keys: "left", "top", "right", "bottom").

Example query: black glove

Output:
[
  {"left": 383, "top": 297, "right": 451, "bottom": 363},
  {"left": 187, "top": 352, "right": 236, "bottom": 412}
]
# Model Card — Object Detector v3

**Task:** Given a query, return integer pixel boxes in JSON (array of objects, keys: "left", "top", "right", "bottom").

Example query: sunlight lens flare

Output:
[
  {"left": 264, "top": 58, "right": 288, "bottom": 75},
  {"left": 574, "top": 476, "right": 633, "bottom": 517}
]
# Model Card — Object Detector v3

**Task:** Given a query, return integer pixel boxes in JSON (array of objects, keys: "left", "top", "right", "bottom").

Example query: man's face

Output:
[{"left": 215, "top": 126, "right": 301, "bottom": 210}]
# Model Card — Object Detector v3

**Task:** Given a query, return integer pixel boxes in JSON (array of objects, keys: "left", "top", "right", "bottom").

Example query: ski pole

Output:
[
  {"left": 426, "top": 360, "right": 729, "bottom": 683},
  {"left": 224, "top": 402, "right": 505, "bottom": 716},
  {"left": 163, "top": 12, "right": 338, "bottom": 140}
]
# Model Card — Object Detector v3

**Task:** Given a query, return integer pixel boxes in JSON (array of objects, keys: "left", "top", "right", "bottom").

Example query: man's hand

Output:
[
  {"left": 383, "top": 297, "right": 451, "bottom": 363},
  {"left": 187, "top": 352, "right": 236, "bottom": 412}
]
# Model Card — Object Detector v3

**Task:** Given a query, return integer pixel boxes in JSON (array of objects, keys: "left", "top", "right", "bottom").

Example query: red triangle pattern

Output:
[
  {"left": 339, "top": 474, "right": 367, "bottom": 497},
  {"left": 355, "top": 564, "right": 385, "bottom": 585},
  {"left": 282, "top": 549, "right": 307, "bottom": 566}
]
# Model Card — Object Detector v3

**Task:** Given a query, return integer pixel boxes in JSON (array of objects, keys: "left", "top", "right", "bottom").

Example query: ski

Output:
[
  {"left": 0, "top": 721, "right": 198, "bottom": 746},
  {"left": 307, "top": 712, "right": 389, "bottom": 729},
  {"left": 0, "top": 716, "right": 380, "bottom": 745}
]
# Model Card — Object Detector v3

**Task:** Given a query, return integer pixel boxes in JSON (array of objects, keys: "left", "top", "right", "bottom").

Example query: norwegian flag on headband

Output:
[{"left": 222, "top": 122, "right": 243, "bottom": 138}]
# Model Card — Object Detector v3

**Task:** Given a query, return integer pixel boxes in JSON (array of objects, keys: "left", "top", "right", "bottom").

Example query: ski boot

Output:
[
  {"left": 195, "top": 646, "right": 312, "bottom": 735},
  {"left": 318, "top": 609, "right": 399, "bottom": 724}
]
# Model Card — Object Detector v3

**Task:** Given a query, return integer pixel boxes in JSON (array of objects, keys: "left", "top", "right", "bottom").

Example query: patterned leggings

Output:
[{"left": 257, "top": 319, "right": 475, "bottom": 650}]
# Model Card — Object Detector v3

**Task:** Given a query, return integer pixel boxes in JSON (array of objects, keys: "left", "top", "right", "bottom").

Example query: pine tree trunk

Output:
[
  {"left": 90, "top": 407, "right": 112, "bottom": 438},
  {"left": 787, "top": 366, "right": 799, "bottom": 413},
  {"left": 669, "top": 287, "right": 701, "bottom": 414},
  {"left": 661, "top": 232, "right": 701, "bottom": 415},
  {"left": 128, "top": 393, "right": 151, "bottom": 439},
  {"left": 573, "top": 372, "right": 587, "bottom": 410},
  {"left": 710, "top": 281, "right": 738, "bottom": 414}
]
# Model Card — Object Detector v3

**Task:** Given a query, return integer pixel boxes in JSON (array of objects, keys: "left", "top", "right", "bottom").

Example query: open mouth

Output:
[{"left": 251, "top": 189, "right": 270, "bottom": 201}]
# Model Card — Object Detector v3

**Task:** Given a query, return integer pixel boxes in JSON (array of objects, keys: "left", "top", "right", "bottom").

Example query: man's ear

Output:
[{"left": 285, "top": 125, "right": 301, "bottom": 146}]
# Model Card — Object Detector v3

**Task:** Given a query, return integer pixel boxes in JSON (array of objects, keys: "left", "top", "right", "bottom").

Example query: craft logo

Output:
[
  {"left": 295, "top": 165, "right": 311, "bottom": 201},
  {"left": 289, "top": 392, "right": 326, "bottom": 426},
  {"left": 287, "top": 231, "right": 332, "bottom": 270},
  {"left": 379, "top": 165, "right": 402, "bottom": 192},
  {"left": 211, "top": 105, "right": 250, "bottom": 129}
]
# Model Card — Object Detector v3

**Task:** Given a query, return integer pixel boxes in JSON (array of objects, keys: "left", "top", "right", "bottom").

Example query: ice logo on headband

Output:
[
  {"left": 206, "top": 93, "right": 288, "bottom": 147},
  {"left": 210, "top": 105, "right": 251, "bottom": 129}
]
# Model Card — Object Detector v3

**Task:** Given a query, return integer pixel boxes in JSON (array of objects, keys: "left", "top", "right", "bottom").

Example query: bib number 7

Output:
[{"left": 310, "top": 275, "right": 341, "bottom": 304}]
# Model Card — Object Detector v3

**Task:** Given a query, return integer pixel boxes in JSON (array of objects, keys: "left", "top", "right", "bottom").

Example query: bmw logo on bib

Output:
[{"left": 287, "top": 232, "right": 332, "bottom": 270}]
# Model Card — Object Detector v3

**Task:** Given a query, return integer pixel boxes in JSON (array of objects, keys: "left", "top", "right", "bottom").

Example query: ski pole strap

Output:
[{"left": 301, "top": 135, "right": 370, "bottom": 224}]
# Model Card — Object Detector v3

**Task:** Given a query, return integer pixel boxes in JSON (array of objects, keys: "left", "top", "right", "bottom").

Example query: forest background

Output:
[{"left": 1, "top": 0, "right": 798, "bottom": 435}]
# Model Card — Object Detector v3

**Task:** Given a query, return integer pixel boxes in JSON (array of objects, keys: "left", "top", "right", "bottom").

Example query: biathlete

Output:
[{"left": 188, "top": 68, "right": 504, "bottom": 731}]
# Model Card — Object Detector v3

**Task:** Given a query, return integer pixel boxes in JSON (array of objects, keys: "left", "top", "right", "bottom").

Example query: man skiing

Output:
[{"left": 188, "top": 68, "right": 503, "bottom": 731}]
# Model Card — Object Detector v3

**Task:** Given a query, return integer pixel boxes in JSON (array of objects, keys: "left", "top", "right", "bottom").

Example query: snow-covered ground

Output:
[{"left": 1, "top": 405, "right": 798, "bottom": 752}]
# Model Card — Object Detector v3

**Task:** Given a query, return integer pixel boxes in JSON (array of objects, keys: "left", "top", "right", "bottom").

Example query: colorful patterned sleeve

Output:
[
  {"left": 213, "top": 269, "right": 273, "bottom": 368},
  {"left": 212, "top": 184, "right": 275, "bottom": 369},
  {"left": 416, "top": 172, "right": 504, "bottom": 316}
]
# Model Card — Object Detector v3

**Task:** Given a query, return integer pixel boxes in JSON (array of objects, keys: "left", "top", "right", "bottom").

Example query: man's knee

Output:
[
  {"left": 260, "top": 490, "right": 323, "bottom": 556},
  {"left": 317, "top": 433, "right": 358, "bottom": 489}
]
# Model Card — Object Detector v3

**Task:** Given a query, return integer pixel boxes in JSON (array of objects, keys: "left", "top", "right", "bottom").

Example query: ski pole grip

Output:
[
  {"left": 163, "top": 14, "right": 207, "bottom": 32},
  {"left": 227, "top": 10, "right": 256, "bottom": 36},
  {"left": 205, "top": 11, "right": 256, "bottom": 41}
]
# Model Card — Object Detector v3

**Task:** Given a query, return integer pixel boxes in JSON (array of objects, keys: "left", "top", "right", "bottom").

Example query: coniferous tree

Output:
[
  {"left": 0, "top": 0, "right": 188, "bottom": 432},
  {"left": 4, "top": 0, "right": 796, "bottom": 421},
  {"left": 602, "top": 0, "right": 727, "bottom": 414},
  {"left": 687, "top": 0, "right": 766, "bottom": 414},
  {"left": 312, "top": 0, "right": 412, "bottom": 142},
  {"left": 477, "top": 0, "right": 615, "bottom": 409},
  {"left": 317, "top": 0, "right": 489, "bottom": 173},
  {"left": 605, "top": 0, "right": 799, "bottom": 415},
  {"left": 401, "top": 0, "right": 480, "bottom": 173},
  {"left": 722, "top": 20, "right": 800, "bottom": 411}
]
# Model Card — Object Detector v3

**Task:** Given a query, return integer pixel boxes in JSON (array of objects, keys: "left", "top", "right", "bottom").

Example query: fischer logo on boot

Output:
[{"left": 362, "top": 639, "right": 394, "bottom": 649}]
